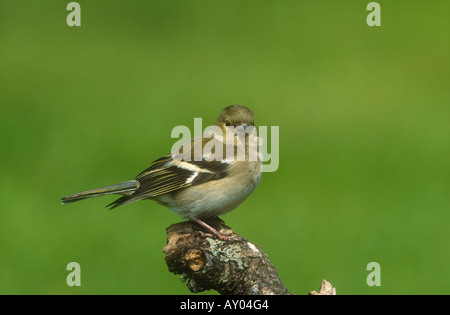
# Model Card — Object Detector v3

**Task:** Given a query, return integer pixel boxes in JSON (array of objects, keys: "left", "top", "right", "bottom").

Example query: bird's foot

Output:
[{"left": 192, "top": 218, "right": 239, "bottom": 241}]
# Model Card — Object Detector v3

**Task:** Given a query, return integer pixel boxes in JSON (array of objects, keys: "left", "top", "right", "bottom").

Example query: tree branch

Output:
[{"left": 163, "top": 217, "right": 335, "bottom": 295}]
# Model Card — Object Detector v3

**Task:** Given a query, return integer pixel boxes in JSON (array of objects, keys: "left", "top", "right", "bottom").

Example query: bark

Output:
[{"left": 163, "top": 218, "right": 335, "bottom": 295}]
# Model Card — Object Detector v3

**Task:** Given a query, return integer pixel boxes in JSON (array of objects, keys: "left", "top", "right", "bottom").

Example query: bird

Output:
[{"left": 61, "top": 105, "right": 262, "bottom": 240}]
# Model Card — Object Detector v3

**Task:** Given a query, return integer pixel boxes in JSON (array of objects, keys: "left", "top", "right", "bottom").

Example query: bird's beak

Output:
[{"left": 234, "top": 123, "right": 248, "bottom": 133}]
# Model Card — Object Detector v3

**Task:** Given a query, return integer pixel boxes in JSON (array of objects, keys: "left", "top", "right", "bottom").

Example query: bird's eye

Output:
[{"left": 225, "top": 120, "right": 232, "bottom": 126}]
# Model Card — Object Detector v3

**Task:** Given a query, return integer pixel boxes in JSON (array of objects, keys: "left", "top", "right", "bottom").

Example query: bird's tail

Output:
[{"left": 61, "top": 180, "right": 139, "bottom": 204}]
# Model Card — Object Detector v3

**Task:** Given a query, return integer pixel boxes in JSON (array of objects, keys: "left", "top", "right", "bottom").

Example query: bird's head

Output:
[{"left": 215, "top": 105, "right": 255, "bottom": 132}]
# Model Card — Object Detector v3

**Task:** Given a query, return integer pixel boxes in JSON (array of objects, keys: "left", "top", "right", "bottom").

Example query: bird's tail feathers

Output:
[{"left": 61, "top": 180, "right": 139, "bottom": 204}]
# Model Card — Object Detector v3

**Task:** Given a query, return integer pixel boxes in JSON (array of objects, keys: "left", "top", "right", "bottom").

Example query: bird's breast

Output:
[{"left": 160, "top": 160, "right": 261, "bottom": 219}]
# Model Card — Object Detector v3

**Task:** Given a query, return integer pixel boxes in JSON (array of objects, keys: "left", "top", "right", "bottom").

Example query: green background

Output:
[{"left": 0, "top": 1, "right": 448, "bottom": 294}]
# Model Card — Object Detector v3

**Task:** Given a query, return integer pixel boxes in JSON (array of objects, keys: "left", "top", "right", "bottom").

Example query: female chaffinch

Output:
[{"left": 62, "top": 105, "right": 262, "bottom": 240}]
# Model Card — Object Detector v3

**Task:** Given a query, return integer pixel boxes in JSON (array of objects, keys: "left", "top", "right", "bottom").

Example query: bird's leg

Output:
[{"left": 192, "top": 218, "right": 233, "bottom": 241}]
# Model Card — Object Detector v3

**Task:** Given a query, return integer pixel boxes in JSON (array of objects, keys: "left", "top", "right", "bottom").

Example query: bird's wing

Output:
[
  {"left": 135, "top": 155, "right": 229, "bottom": 196},
  {"left": 107, "top": 137, "right": 230, "bottom": 209}
]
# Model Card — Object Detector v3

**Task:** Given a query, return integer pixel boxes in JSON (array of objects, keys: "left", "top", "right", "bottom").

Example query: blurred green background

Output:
[{"left": 0, "top": 1, "right": 448, "bottom": 295}]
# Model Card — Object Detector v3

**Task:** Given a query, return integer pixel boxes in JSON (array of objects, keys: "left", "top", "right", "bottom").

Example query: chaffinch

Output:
[{"left": 61, "top": 105, "right": 262, "bottom": 240}]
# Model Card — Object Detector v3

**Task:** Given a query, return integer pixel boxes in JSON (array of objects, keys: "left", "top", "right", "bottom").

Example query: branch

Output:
[{"left": 163, "top": 218, "right": 336, "bottom": 295}]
